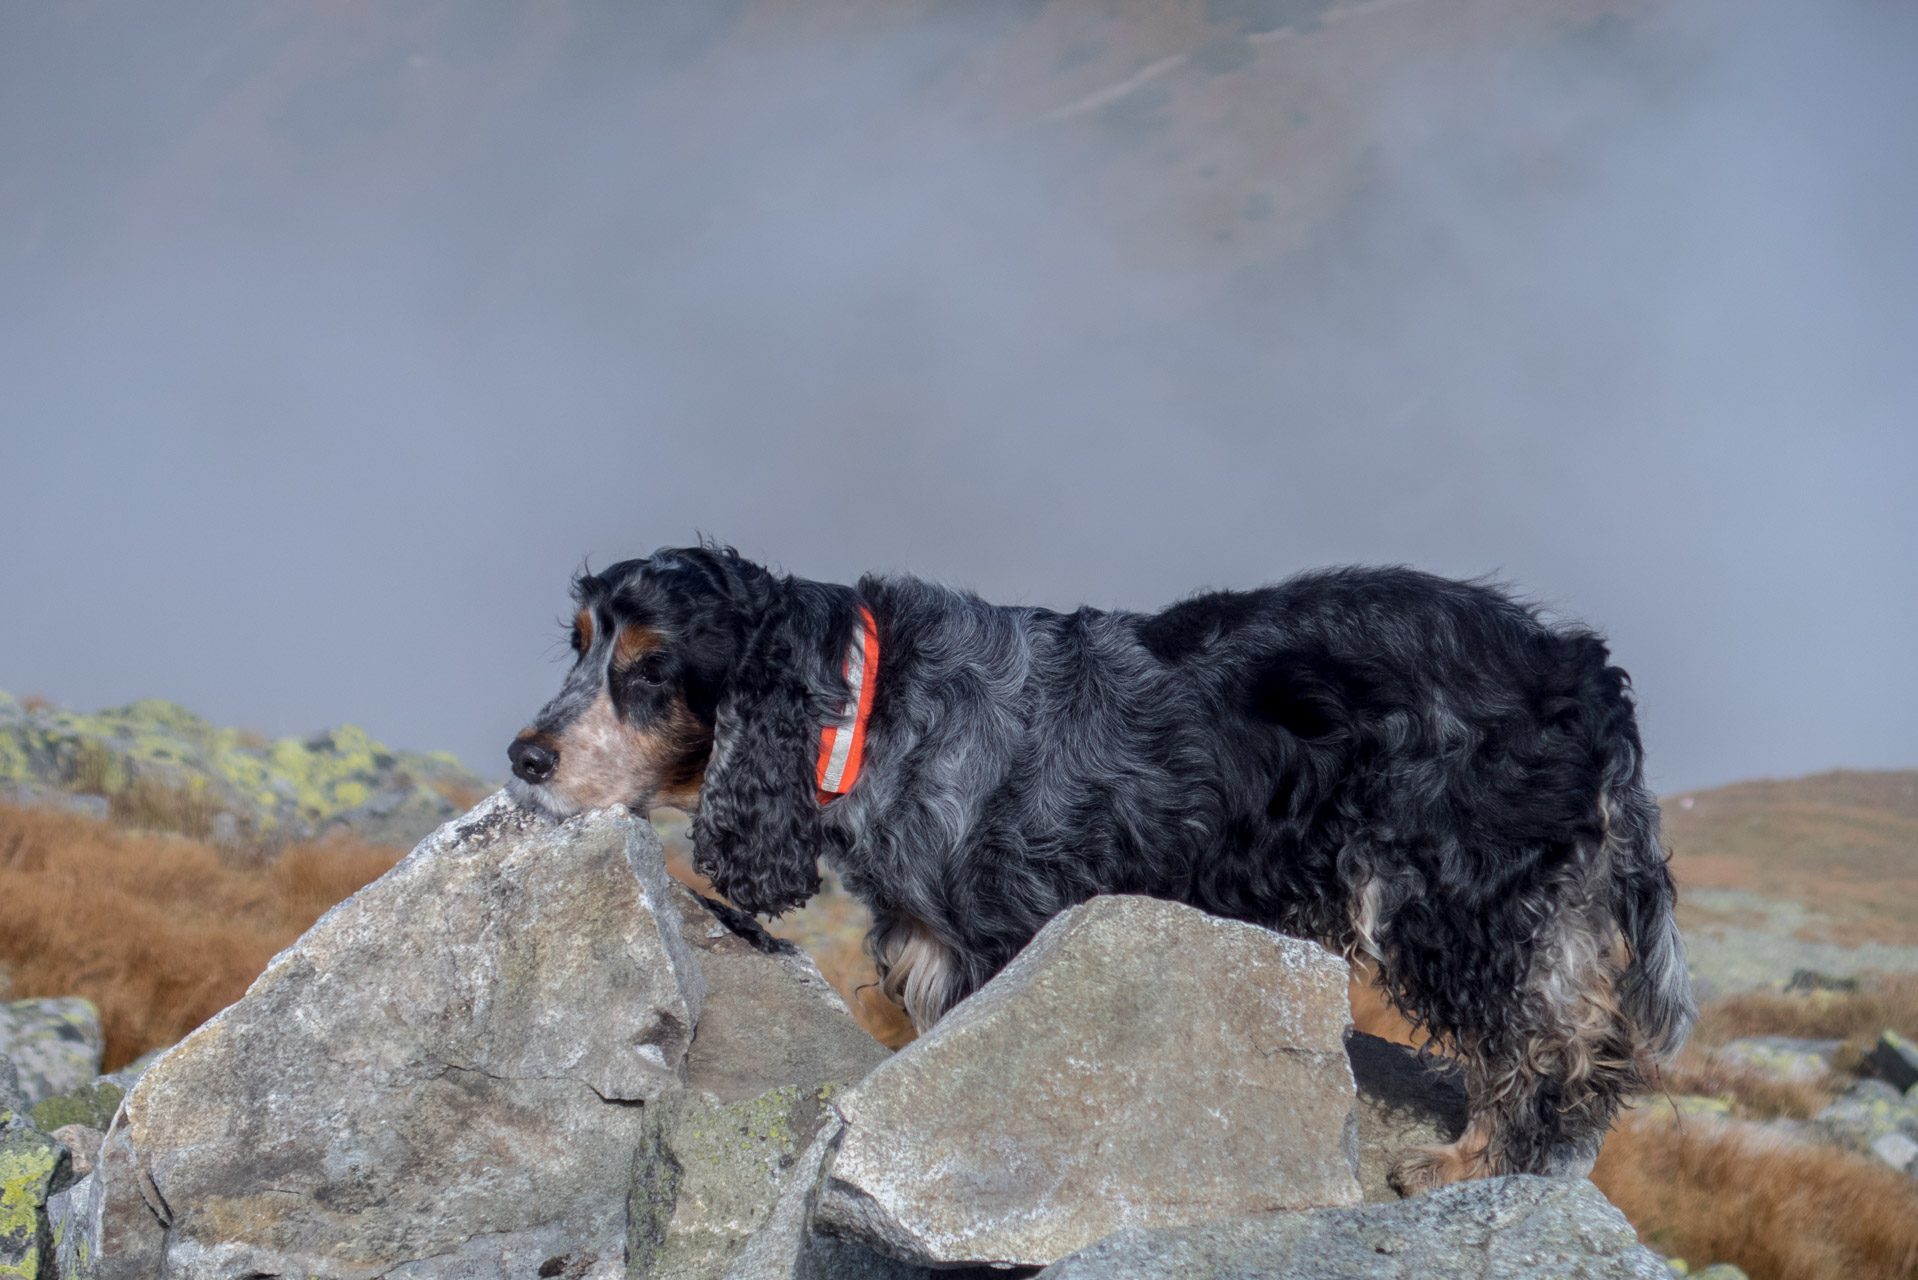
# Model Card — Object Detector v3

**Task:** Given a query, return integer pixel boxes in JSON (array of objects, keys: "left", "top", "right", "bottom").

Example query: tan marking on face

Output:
[
  {"left": 650, "top": 697, "right": 712, "bottom": 811},
  {"left": 574, "top": 608, "right": 596, "bottom": 654},
  {"left": 613, "top": 623, "right": 663, "bottom": 670},
  {"left": 547, "top": 691, "right": 712, "bottom": 812}
]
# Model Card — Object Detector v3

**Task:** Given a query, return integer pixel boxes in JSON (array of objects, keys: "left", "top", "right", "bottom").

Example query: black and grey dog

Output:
[{"left": 507, "top": 543, "right": 1693, "bottom": 1192}]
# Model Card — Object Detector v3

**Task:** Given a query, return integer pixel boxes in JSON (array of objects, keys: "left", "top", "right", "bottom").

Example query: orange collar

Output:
[{"left": 816, "top": 606, "right": 879, "bottom": 803}]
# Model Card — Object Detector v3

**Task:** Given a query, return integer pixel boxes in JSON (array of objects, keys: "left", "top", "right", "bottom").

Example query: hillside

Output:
[
  {"left": 0, "top": 690, "right": 490, "bottom": 849},
  {"left": 1666, "top": 770, "right": 1918, "bottom": 939}
]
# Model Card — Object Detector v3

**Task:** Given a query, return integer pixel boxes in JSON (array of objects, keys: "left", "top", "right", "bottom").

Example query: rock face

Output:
[
  {"left": 723, "top": 1119, "right": 928, "bottom": 1280},
  {"left": 1035, "top": 1175, "right": 1669, "bottom": 1280},
  {"left": 1714, "top": 1036, "right": 1846, "bottom": 1084},
  {"left": 633, "top": 888, "right": 893, "bottom": 1280},
  {"left": 90, "top": 795, "right": 704, "bottom": 1280},
  {"left": 0, "top": 1000, "right": 103, "bottom": 1108},
  {"left": 1, "top": 1125, "right": 69, "bottom": 1280},
  {"left": 817, "top": 896, "right": 1359, "bottom": 1269}
]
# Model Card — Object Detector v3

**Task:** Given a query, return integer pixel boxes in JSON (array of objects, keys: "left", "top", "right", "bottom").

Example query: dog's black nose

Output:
[{"left": 509, "top": 737, "right": 558, "bottom": 785}]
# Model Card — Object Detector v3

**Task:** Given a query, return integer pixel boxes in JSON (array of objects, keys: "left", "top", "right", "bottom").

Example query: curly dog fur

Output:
[{"left": 507, "top": 543, "right": 1695, "bottom": 1190}]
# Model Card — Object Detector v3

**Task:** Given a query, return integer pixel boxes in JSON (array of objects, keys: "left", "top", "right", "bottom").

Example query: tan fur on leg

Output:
[
  {"left": 1389, "top": 908, "right": 1644, "bottom": 1196},
  {"left": 1388, "top": 1123, "right": 1496, "bottom": 1197},
  {"left": 874, "top": 915, "right": 959, "bottom": 1031}
]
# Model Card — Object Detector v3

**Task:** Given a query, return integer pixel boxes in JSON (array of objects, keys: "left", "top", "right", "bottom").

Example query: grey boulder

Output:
[
  {"left": 1815, "top": 1078, "right": 1918, "bottom": 1154},
  {"left": 0, "top": 998, "right": 103, "bottom": 1107},
  {"left": 1, "top": 1124, "right": 70, "bottom": 1280},
  {"left": 632, "top": 887, "right": 893, "bottom": 1280},
  {"left": 1036, "top": 1175, "right": 1669, "bottom": 1279},
  {"left": 1715, "top": 1036, "right": 1846, "bottom": 1084},
  {"left": 816, "top": 895, "right": 1360, "bottom": 1269},
  {"left": 722, "top": 1119, "right": 928, "bottom": 1280},
  {"left": 88, "top": 794, "right": 704, "bottom": 1280}
]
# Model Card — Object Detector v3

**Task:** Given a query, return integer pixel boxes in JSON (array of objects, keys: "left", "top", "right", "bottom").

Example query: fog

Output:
[{"left": 1, "top": 0, "right": 1912, "bottom": 791}]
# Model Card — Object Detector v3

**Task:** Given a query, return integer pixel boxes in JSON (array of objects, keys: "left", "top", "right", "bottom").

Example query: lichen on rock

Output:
[
  {"left": 0, "top": 691, "right": 490, "bottom": 846},
  {"left": 0, "top": 1127, "right": 69, "bottom": 1280}
]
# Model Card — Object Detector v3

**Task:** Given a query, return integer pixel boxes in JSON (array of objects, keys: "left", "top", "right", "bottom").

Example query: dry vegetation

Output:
[
  {"left": 1698, "top": 977, "right": 1918, "bottom": 1046},
  {"left": 0, "top": 801, "right": 399, "bottom": 1069},
  {"left": 1596, "top": 1115, "right": 1918, "bottom": 1280}
]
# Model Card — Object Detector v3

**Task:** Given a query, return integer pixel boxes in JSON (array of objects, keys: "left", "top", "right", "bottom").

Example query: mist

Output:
[{"left": 1, "top": 0, "right": 1913, "bottom": 792}]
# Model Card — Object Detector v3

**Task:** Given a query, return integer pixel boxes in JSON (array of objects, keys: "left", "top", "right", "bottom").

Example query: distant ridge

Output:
[{"left": 0, "top": 690, "right": 493, "bottom": 848}]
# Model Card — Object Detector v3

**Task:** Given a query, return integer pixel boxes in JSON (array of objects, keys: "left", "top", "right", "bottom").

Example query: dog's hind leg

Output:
[{"left": 1388, "top": 898, "right": 1643, "bottom": 1195}]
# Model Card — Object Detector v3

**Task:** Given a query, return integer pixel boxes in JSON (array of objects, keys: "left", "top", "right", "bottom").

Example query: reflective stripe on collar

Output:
[{"left": 816, "top": 606, "right": 879, "bottom": 802}]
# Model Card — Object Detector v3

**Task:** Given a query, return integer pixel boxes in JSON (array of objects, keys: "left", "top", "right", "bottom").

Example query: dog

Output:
[{"left": 507, "top": 543, "right": 1694, "bottom": 1192}]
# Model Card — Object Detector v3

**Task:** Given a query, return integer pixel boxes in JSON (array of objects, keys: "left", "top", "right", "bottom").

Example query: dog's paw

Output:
[
  {"left": 1387, "top": 1133, "right": 1493, "bottom": 1197},
  {"left": 1387, "top": 1145, "right": 1453, "bottom": 1197}
]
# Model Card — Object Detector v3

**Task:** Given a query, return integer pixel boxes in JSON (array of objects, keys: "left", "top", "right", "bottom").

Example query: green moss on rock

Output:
[{"left": 29, "top": 1080, "right": 123, "bottom": 1134}]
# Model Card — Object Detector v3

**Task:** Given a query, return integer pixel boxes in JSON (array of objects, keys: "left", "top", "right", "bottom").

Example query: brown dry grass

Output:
[
  {"left": 0, "top": 801, "right": 399, "bottom": 1070},
  {"left": 1654, "top": 1044, "right": 1833, "bottom": 1121},
  {"left": 1595, "top": 1114, "right": 1918, "bottom": 1280},
  {"left": 1695, "top": 975, "right": 1918, "bottom": 1046}
]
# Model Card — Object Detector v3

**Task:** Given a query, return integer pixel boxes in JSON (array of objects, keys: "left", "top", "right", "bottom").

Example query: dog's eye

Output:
[
  {"left": 634, "top": 655, "right": 669, "bottom": 686},
  {"left": 570, "top": 628, "right": 585, "bottom": 654}
]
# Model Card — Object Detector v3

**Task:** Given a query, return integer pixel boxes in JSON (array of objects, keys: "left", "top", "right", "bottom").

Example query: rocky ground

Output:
[
  {"left": 5, "top": 798, "right": 1672, "bottom": 1280},
  {"left": 5, "top": 726, "right": 1917, "bottom": 1279}
]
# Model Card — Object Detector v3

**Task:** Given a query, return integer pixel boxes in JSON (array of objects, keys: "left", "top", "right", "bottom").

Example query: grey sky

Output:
[{"left": 2, "top": 0, "right": 1913, "bottom": 794}]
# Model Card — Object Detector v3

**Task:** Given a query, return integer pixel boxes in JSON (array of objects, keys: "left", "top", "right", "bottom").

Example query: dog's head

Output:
[{"left": 508, "top": 544, "right": 848, "bottom": 916}]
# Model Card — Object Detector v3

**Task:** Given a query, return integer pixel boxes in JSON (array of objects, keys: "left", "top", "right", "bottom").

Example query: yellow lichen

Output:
[{"left": 0, "top": 1130, "right": 62, "bottom": 1279}]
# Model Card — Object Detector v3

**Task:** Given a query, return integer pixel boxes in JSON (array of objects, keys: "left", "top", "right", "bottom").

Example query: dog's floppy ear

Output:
[{"left": 689, "top": 596, "right": 841, "bottom": 917}]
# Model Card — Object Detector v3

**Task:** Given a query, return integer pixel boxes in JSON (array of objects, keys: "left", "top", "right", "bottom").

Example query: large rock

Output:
[
  {"left": 1871, "top": 1030, "right": 1918, "bottom": 1093},
  {"left": 1715, "top": 1036, "right": 1846, "bottom": 1084},
  {"left": 47, "top": 1168, "right": 102, "bottom": 1280},
  {"left": 722, "top": 1119, "right": 928, "bottom": 1280},
  {"left": 816, "top": 896, "right": 1359, "bottom": 1269},
  {"left": 0, "top": 1000, "right": 103, "bottom": 1108},
  {"left": 631, "top": 888, "right": 893, "bottom": 1280},
  {"left": 1035, "top": 1175, "right": 1668, "bottom": 1279},
  {"left": 88, "top": 796, "right": 704, "bottom": 1280}
]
